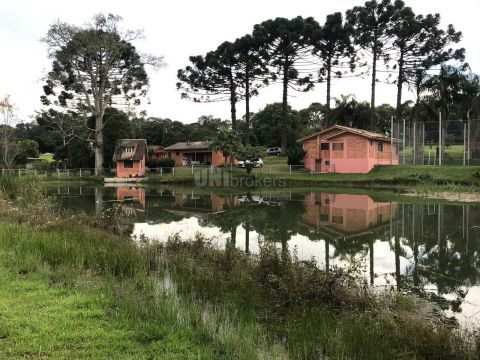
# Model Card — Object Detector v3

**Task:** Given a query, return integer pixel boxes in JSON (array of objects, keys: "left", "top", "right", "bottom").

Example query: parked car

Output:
[
  {"left": 237, "top": 158, "right": 264, "bottom": 168},
  {"left": 266, "top": 147, "right": 282, "bottom": 156},
  {"left": 250, "top": 158, "right": 263, "bottom": 168}
]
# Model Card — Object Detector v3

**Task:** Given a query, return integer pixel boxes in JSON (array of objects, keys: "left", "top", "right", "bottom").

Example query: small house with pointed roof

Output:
[
  {"left": 113, "top": 139, "right": 147, "bottom": 178},
  {"left": 299, "top": 125, "right": 399, "bottom": 173}
]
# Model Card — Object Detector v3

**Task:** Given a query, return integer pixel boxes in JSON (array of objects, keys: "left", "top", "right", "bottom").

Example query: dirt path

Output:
[{"left": 406, "top": 191, "right": 480, "bottom": 203}]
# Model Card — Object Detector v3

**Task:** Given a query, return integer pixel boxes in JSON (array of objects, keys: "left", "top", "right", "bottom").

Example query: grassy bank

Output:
[
  {"left": 163, "top": 236, "right": 480, "bottom": 359},
  {"left": 1, "top": 176, "right": 480, "bottom": 358}
]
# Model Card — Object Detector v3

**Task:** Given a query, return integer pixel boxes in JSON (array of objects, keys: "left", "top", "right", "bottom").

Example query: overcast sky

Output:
[{"left": 1, "top": 0, "right": 478, "bottom": 123}]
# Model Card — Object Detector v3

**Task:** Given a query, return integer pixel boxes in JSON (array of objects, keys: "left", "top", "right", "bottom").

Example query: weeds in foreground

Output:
[{"left": 162, "top": 235, "right": 480, "bottom": 359}]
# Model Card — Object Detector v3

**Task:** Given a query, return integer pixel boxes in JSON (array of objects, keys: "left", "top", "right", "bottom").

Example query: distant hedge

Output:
[{"left": 146, "top": 158, "right": 175, "bottom": 168}]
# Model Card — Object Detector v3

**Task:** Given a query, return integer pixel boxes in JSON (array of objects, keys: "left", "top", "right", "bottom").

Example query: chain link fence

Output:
[{"left": 392, "top": 118, "right": 480, "bottom": 166}]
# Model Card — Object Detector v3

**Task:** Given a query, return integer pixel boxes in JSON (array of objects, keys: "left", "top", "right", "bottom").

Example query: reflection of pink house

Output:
[
  {"left": 172, "top": 193, "right": 239, "bottom": 213},
  {"left": 299, "top": 125, "right": 399, "bottom": 173},
  {"left": 116, "top": 186, "right": 146, "bottom": 208},
  {"left": 303, "top": 193, "right": 397, "bottom": 234}
]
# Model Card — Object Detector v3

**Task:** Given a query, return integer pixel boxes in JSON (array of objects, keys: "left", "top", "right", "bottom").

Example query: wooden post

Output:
[
  {"left": 390, "top": 115, "right": 394, "bottom": 165},
  {"left": 402, "top": 119, "right": 406, "bottom": 165},
  {"left": 289, "top": 165, "right": 292, "bottom": 175},
  {"left": 438, "top": 111, "right": 442, "bottom": 166},
  {"left": 413, "top": 122, "right": 416, "bottom": 165},
  {"left": 80, "top": 168, "right": 82, "bottom": 178},
  {"left": 464, "top": 121, "right": 467, "bottom": 166}
]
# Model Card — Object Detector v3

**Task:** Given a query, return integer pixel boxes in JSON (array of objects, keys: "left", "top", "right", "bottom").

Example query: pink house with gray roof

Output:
[{"left": 299, "top": 125, "right": 399, "bottom": 174}]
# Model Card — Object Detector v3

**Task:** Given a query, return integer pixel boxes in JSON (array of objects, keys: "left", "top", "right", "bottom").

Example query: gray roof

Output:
[
  {"left": 164, "top": 141, "right": 211, "bottom": 151},
  {"left": 113, "top": 139, "right": 147, "bottom": 161}
]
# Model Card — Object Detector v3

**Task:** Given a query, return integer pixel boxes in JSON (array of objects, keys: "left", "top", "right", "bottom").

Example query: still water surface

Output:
[{"left": 48, "top": 184, "right": 480, "bottom": 328}]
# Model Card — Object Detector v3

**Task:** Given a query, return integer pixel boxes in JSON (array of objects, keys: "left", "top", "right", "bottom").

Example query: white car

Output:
[
  {"left": 249, "top": 158, "right": 263, "bottom": 168},
  {"left": 237, "top": 158, "right": 263, "bottom": 168}
]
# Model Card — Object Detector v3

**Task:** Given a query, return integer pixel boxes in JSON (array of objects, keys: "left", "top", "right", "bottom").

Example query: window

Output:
[
  {"left": 377, "top": 142, "right": 384, "bottom": 152},
  {"left": 125, "top": 146, "right": 134, "bottom": 153},
  {"left": 332, "top": 143, "right": 344, "bottom": 151},
  {"left": 320, "top": 143, "right": 329, "bottom": 150},
  {"left": 332, "top": 215, "right": 343, "bottom": 224},
  {"left": 325, "top": 160, "right": 330, "bottom": 165},
  {"left": 320, "top": 214, "right": 329, "bottom": 222},
  {"left": 124, "top": 160, "right": 134, "bottom": 169},
  {"left": 176, "top": 151, "right": 180, "bottom": 156}
]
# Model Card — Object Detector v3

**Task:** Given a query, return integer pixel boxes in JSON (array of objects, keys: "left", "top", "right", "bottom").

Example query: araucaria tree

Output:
[
  {"left": 233, "top": 34, "right": 270, "bottom": 145},
  {"left": 389, "top": 5, "right": 464, "bottom": 121},
  {"left": 41, "top": 14, "right": 163, "bottom": 175},
  {"left": 311, "top": 12, "right": 355, "bottom": 117},
  {"left": 253, "top": 17, "right": 320, "bottom": 153},
  {"left": 347, "top": 0, "right": 402, "bottom": 130},
  {"left": 177, "top": 42, "right": 242, "bottom": 130}
]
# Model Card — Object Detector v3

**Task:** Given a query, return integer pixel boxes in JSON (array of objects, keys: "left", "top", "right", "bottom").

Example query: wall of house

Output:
[
  {"left": 302, "top": 193, "right": 397, "bottom": 233},
  {"left": 116, "top": 155, "right": 146, "bottom": 178},
  {"left": 116, "top": 186, "right": 146, "bottom": 207},
  {"left": 303, "top": 133, "right": 399, "bottom": 173},
  {"left": 168, "top": 150, "right": 233, "bottom": 167}
]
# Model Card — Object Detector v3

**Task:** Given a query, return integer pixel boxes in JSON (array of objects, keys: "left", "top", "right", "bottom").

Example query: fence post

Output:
[
  {"left": 67, "top": 169, "right": 70, "bottom": 177},
  {"left": 172, "top": 167, "right": 175, "bottom": 176},
  {"left": 289, "top": 165, "right": 292, "bottom": 175},
  {"left": 438, "top": 111, "right": 442, "bottom": 166},
  {"left": 160, "top": 167, "right": 163, "bottom": 176},
  {"left": 390, "top": 115, "right": 394, "bottom": 165},
  {"left": 403, "top": 119, "right": 406, "bottom": 165},
  {"left": 79, "top": 169, "right": 82, "bottom": 178},
  {"left": 467, "top": 118, "right": 471, "bottom": 165},
  {"left": 18, "top": 169, "right": 21, "bottom": 177},
  {"left": 413, "top": 122, "right": 416, "bottom": 165},
  {"left": 191, "top": 165, "right": 194, "bottom": 175},
  {"left": 422, "top": 122, "right": 426, "bottom": 165},
  {"left": 463, "top": 121, "right": 467, "bottom": 166},
  {"left": 57, "top": 169, "right": 60, "bottom": 178}
]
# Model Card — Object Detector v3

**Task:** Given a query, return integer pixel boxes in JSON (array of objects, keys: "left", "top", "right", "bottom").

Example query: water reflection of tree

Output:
[
  {"left": 204, "top": 195, "right": 306, "bottom": 256},
  {"left": 400, "top": 203, "right": 480, "bottom": 315}
]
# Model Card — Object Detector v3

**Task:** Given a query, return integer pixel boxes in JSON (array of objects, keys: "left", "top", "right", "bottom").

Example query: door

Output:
[{"left": 315, "top": 159, "right": 322, "bottom": 172}]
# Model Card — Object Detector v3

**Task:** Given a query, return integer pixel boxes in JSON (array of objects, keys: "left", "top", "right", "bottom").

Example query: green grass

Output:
[
  {"left": 39, "top": 153, "right": 55, "bottom": 163},
  {"left": 1, "top": 181, "right": 480, "bottom": 359},
  {"left": 163, "top": 237, "right": 478, "bottom": 360},
  {"left": 0, "top": 223, "right": 220, "bottom": 359}
]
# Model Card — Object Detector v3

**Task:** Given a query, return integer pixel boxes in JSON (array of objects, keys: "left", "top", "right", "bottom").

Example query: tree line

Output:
[
  {"left": 2, "top": 2, "right": 480, "bottom": 171},
  {"left": 176, "top": 0, "right": 466, "bottom": 154}
]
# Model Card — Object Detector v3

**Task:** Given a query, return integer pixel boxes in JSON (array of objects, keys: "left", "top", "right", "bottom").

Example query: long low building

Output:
[
  {"left": 164, "top": 141, "right": 233, "bottom": 166},
  {"left": 299, "top": 125, "right": 399, "bottom": 173}
]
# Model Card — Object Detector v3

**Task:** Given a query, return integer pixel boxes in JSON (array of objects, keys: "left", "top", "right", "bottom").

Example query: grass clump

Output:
[{"left": 162, "top": 236, "right": 480, "bottom": 359}]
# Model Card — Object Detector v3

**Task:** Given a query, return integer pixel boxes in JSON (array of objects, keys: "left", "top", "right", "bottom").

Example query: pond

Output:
[{"left": 48, "top": 184, "right": 480, "bottom": 328}]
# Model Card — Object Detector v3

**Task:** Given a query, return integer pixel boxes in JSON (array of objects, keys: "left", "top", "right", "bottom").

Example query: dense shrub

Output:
[
  {"left": 286, "top": 145, "right": 306, "bottom": 165},
  {"left": 32, "top": 160, "right": 57, "bottom": 171},
  {"left": 146, "top": 158, "right": 175, "bottom": 168}
]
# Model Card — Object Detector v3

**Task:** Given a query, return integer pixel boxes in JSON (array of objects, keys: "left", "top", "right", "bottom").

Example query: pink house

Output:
[
  {"left": 113, "top": 139, "right": 147, "bottom": 178},
  {"left": 299, "top": 125, "right": 399, "bottom": 173}
]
